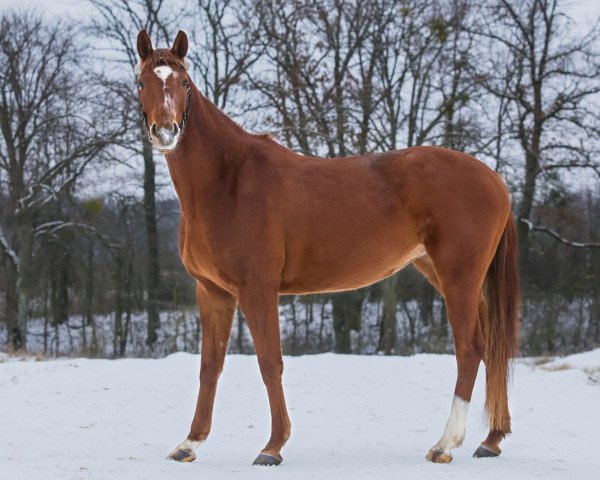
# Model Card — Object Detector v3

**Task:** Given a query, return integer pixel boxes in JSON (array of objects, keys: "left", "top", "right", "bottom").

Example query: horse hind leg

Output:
[
  {"left": 428, "top": 289, "right": 486, "bottom": 463},
  {"left": 413, "top": 254, "right": 486, "bottom": 464},
  {"left": 238, "top": 285, "right": 291, "bottom": 466},
  {"left": 474, "top": 430, "right": 504, "bottom": 458}
]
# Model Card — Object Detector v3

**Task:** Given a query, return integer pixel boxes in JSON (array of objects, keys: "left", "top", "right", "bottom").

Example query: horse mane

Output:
[{"left": 254, "top": 132, "right": 279, "bottom": 144}]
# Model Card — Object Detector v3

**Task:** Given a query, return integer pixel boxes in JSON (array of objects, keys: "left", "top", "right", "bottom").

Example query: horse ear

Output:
[
  {"left": 171, "top": 30, "right": 188, "bottom": 59},
  {"left": 137, "top": 30, "right": 153, "bottom": 61}
]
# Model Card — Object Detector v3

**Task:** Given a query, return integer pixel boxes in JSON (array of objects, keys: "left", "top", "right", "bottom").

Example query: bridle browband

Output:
[{"left": 137, "top": 69, "right": 192, "bottom": 139}]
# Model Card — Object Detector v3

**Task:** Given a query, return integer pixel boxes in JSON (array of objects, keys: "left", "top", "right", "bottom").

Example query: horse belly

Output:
[{"left": 280, "top": 237, "right": 425, "bottom": 295}]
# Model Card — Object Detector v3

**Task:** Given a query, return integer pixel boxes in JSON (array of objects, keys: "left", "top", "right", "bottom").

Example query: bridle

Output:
[
  {"left": 138, "top": 74, "right": 192, "bottom": 138},
  {"left": 179, "top": 79, "right": 192, "bottom": 129}
]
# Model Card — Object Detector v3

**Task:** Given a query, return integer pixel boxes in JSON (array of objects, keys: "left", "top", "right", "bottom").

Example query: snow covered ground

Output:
[{"left": 1, "top": 350, "right": 599, "bottom": 480}]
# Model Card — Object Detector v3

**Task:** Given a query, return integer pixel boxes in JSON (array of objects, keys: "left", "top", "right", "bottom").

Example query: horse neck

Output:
[{"left": 165, "top": 87, "right": 249, "bottom": 218}]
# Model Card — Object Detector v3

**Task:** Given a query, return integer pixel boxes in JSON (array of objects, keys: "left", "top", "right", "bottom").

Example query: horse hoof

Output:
[
  {"left": 167, "top": 447, "right": 197, "bottom": 463},
  {"left": 473, "top": 444, "right": 501, "bottom": 458},
  {"left": 426, "top": 448, "right": 453, "bottom": 463},
  {"left": 253, "top": 453, "right": 282, "bottom": 466}
]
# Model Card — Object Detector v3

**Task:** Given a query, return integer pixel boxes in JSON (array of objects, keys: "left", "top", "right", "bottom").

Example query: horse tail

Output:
[{"left": 480, "top": 213, "right": 520, "bottom": 435}]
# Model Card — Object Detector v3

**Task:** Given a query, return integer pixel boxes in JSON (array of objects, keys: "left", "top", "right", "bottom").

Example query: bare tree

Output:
[
  {"left": 189, "top": 0, "right": 264, "bottom": 112},
  {"left": 88, "top": 0, "right": 182, "bottom": 347},
  {"left": 0, "top": 12, "right": 120, "bottom": 349},
  {"left": 476, "top": 0, "right": 600, "bottom": 273},
  {"left": 376, "top": 0, "right": 479, "bottom": 353},
  {"left": 252, "top": 0, "right": 385, "bottom": 351}
]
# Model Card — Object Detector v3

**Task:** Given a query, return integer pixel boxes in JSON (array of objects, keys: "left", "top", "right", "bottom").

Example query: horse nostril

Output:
[
  {"left": 173, "top": 123, "right": 179, "bottom": 135},
  {"left": 151, "top": 124, "right": 157, "bottom": 137}
]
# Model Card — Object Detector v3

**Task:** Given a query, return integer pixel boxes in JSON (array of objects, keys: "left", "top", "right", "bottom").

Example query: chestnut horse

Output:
[{"left": 135, "top": 30, "right": 519, "bottom": 466}]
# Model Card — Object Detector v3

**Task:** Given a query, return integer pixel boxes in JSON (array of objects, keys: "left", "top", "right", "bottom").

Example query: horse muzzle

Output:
[{"left": 150, "top": 123, "right": 180, "bottom": 151}]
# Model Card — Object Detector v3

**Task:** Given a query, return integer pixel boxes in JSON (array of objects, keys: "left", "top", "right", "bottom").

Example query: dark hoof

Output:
[
  {"left": 473, "top": 444, "right": 500, "bottom": 458},
  {"left": 167, "top": 448, "right": 197, "bottom": 463},
  {"left": 426, "top": 448, "right": 452, "bottom": 463},
  {"left": 253, "top": 453, "right": 282, "bottom": 466}
]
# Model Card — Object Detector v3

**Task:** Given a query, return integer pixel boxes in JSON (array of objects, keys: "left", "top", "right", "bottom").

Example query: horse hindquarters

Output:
[{"left": 414, "top": 213, "right": 519, "bottom": 463}]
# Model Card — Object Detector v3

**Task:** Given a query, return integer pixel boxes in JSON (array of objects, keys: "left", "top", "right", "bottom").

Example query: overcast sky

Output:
[
  {"left": 1, "top": 0, "right": 599, "bottom": 27},
  {"left": 1, "top": 0, "right": 599, "bottom": 197}
]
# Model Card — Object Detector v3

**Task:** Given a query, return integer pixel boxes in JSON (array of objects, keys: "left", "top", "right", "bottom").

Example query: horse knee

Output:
[{"left": 200, "top": 361, "right": 222, "bottom": 384}]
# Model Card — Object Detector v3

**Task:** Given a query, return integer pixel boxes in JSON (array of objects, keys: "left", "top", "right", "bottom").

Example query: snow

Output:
[
  {"left": 542, "top": 349, "right": 600, "bottom": 373},
  {"left": 1, "top": 351, "right": 599, "bottom": 480}
]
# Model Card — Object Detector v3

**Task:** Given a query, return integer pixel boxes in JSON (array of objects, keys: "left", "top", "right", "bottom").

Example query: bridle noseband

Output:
[{"left": 138, "top": 75, "right": 192, "bottom": 139}]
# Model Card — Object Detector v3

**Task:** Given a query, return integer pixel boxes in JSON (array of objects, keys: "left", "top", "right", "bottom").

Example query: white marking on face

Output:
[
  {"left": 154, "top": 66, "right": 176, "bottom": 111},
  {"left": 432, "top": 395, "right": 470, "bottom": 454},
  {"left": 154, "top": 65, "right": 173, "bottom": 83},
  {"left": 165, "top": 93, "right": 175, "bottom": 111}
]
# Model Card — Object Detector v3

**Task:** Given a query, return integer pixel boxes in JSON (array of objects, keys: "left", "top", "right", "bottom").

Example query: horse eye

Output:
[{"left": 137, "top": 81, "right": 144, "bottom": 90}]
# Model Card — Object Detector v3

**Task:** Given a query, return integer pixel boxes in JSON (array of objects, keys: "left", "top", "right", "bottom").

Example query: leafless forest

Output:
[{"left": 0, "top": 0, "right": 599, "bottom": 358}]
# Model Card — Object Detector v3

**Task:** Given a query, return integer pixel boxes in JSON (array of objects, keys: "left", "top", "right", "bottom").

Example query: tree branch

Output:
[
  {"left": 0, "top": 223, "right": 20, "bottom": 272},
  {"left": 520, "top": 218, "right": 600, "bottom": 248}
]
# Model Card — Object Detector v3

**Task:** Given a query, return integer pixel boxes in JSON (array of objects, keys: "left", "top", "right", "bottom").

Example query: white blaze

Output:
[
  {"left": 154, "top": 65, "right": 173, "bottom": 83},
  {"left": 433, "top": 395, "right": 470, "bottom": 454},
  {"left": 165, "top": 93, "right": 175, "bottom": 111},
  {"left": 154, "top": 66, "right": 175, "bottom": 112}
]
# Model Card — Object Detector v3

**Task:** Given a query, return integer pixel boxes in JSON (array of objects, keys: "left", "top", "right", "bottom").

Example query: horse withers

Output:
[{"left": 134, "top": 29, "right": 520, "bottom": 466}]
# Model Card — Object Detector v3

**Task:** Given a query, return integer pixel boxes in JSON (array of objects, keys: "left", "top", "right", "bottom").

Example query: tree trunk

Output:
[
  {"left": 378, "top": 275, "right": 398, "bottom": 355},
  {"left": 114, "top": 248, "right": 124, "bottom": 357},
  {"left": 419, "top": 281, "right": 435, "bottom": 327},
  {"left": 332, "top": 290, "right": 363, "bottom": 353},
  {"left": 318, "top": 300, "right": 326, "bottom": 351},
  {"left": 236, "top": 309, "right": 245, "bottom": 353},
  {"left": 85, "top": 239, "right": 98, "bottom": 356},
  {"left": 142, "top": 127, "right": 161, "bottom": 347},
  {"left": 5, "top": 262, "right": 20, "bottom": 350},
  {"left": 304, "top": 300, "right": 313, "bottom": 351},
  {"left": 517, "top": 147, "right": 540, "bottom": 281},
  {"left": 290, "top": 299, "right": 298, "bottom": 355},
  {"left": 13, "top": 222, "right": 34, "bottom": 351}
]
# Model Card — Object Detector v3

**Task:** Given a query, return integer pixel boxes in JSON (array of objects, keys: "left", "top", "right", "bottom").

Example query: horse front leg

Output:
[
  {"left": 168, "top": 281, "right": 236, "bottom": 462},
  {"left": 238, "top": 286, "right": 291, "bottom": 466}
]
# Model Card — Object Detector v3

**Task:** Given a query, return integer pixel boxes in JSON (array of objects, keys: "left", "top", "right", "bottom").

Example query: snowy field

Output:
[{"left": 1, "top": 350, "right": 599, "bottom": 480}]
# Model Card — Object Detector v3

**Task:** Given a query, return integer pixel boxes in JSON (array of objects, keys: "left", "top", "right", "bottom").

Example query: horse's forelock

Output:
[{"left": 135, "top": 49, "right": 189, "bottom": 77}]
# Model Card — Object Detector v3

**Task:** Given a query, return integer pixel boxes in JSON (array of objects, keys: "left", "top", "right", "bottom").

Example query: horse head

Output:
[{"left": 135, "top": 30, "right": 192, "bottom": 152}]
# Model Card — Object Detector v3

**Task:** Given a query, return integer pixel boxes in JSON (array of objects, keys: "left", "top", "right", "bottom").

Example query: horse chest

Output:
[{"left": 179, "top": 219, "right": 237, "bottom": 291}]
